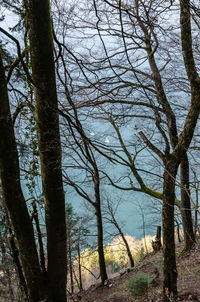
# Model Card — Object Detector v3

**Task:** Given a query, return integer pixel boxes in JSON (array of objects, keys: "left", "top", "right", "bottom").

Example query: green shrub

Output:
[{"left": 127, "top": 273, "right": 149, "bottom": 296}]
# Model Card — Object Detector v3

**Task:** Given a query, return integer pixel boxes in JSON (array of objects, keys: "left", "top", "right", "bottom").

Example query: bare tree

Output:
[
  {"left": 60, "top": 108, "right": 108, "bottom": 284},
  {"left": 104, "top": 198, "right": 135, "bottom": 267}
]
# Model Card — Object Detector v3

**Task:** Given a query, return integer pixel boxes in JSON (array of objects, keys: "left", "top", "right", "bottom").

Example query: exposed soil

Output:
[{"left": 69, "top": 239, "right": 200, "bottom": 302}]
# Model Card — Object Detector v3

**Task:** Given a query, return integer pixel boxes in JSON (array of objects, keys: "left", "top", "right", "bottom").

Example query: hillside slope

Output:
[{"left": 73, "top": 240, "right": 200, "bottom": 302}]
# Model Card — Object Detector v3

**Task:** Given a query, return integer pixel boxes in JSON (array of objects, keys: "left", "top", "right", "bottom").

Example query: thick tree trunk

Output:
[
  {"left": 0, "top": 52, "right": 44, "bottom": 302},
  {"left": 24, "top": 1, "right": 67, "bottom": 300},
  {"left": 162, "top": 157, "right": 178, "bottom": 301},
  {"left": 180, "top": 155, "right": 195, "bottom": 249}
]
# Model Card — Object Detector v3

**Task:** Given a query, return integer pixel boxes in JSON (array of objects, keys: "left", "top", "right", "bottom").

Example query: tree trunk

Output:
[
  {"left": 8, "top": 233, "right": 29, "bottom": 300},
  {"left": 180, "top": 155, "right": 195, "bottom": 249},
  {"left": 31, "top": 200, "right": 46, "bottom": 274},
  {"left": 0, "top": 232, "right": 15, "bottom": 302},
  {"left": 152, "top": 226, "right": 162, "bottom": 252},
  {"left": 4, "top": 202, "right": 28, "bottom": 299},
  {"left": 68, "top": 233, "right": 74, "bottom": 294},
  {"left": 77, "top": 240, "right": 83, "bottom": 291},
  {"left": 95, "top": 202, "right": 108, "bottom": 283},
  {"left": 194, "top": 175, "right": 199, "bottom": 236},
  {"left": 119, "top": 232, "right": 134, "bottom": 268},
  {"left": 162, "top": 157, "right": 178, "bottom": 301},
  {"left": 24, "top": 1, "right": 67, "bottom": 300},
  {"left": 0, "top": 52, "right": 44, "bottom": 302},
  {"left": 177, "top": 226, "right": 181, "bottom": 243},
  {"left": 111, "top": 214, "right": 134, "bottom": 267},
  {"left": 156, "top": 226, "right": 161, "bottom": 243}
]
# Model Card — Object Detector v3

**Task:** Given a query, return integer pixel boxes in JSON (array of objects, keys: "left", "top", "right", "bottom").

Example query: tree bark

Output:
[
  {"left": 194, "top": 173, "right": 199, "bottom": 236},
  {"left": 23, "top": 1, "right": 67, "bottom": 300},
  {"left": 94, "top": 178, "right": 108, "bottom": 284},
  {"left": 0, "top": 232, "right": 15, "bottom": 302},
  {"left": 152, "top": 226, "right": 162, "bottom": 252},
  {"left": 95, "top": 201, "right": 108, "bottom": 283},
  {"left": 180, "top": 155, "right": 195, "bottom": 249},
  {"left": 68, "top": 232, "right": 74, "bottom": 294},
  {"left": 162, "top": 157, "right": 178, "bottom": 301},
  {"left": 31, "top": 200, "right": 46, "bottom": 274},
  {"left": 0, "top": 51, "right": 44, "bottom": 302},
  {"left": 8, "top": 233, "right": 29, "bottom": 300},
  {"left": 156, "top": 226, "right": 161, "bottom": 243},
  {"left": 77, "top": 240, "right": 83, "bottom": 291}
]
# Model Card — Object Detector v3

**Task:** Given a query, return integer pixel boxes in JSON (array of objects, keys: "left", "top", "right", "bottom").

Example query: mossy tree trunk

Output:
[
  {"left": 0, "top": 52, "right": 45, "bottom": 302},
  {"left": 23, "top": 0, "right": 67, "bottom": 301}
]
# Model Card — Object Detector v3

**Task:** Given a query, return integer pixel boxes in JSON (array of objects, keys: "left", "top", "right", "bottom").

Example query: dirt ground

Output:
[{"left": 69, "top": 240, "right": 200, "bottom": 302}]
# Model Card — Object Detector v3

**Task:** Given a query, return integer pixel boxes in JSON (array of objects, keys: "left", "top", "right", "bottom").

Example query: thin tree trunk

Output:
[
  {"left": 8, "top": 233, "right": 29, "bottom": 300},
  {"left": 77, "top": 240, "right": 83, "bottom": 291},
  {"left": 68, "top": 235, "right": 74, "bottom": 294},
  {"left": 4, "top": 204, "right": 28, "bottom": 299},
  {"left": 92, "top": 168, "right": 108, "bottom": 284},
  {"left": 162, "top": 158, "right": 178, "bottom": 301},
  {"left": 193, "top": 172, "right": 199, "bottom": 236},
  {"left": 156, "top": 226, "right": 161, "bottom": 243},
  {"left": 24, "top": 1, "right": 67, "bottom": 300},
  {"left": 154, "top": 226, "right": 162, "bottom": 251},
  {"left": 31, "top": 200, "right": 46, "bottom": 274},
  {"left": 0, "top": 51, "right": 44, "bottom": 302},
  {"left": 119, "top": 232, "right": 135, "bottom": 267},
  {"left": 72, "top": 266, "right": 79, "bottom": 292},
  {"left": 141, "top": 211, "right": 149, "bottom": 255},
  {"left": 177, "top": 226, "right": 181, "bottom": 243},
  {"left": 95, "top": 201, "right": 108, "bottom": 283},
  {"left": 110, "top": 212, "right": 134, "bottom": 267},
  {"left": 180, "top": 155, "right": 195, "bottom": 249}
]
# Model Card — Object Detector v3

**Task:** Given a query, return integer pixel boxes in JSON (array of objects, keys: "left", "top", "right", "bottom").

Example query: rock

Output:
[{"left": 104, "top": 279, "right": 113, "bottom": 288}]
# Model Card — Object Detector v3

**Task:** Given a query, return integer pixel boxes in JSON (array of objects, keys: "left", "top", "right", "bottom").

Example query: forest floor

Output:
[{"left": 69, "top": 238, "right": 200, "bottom": 302}]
